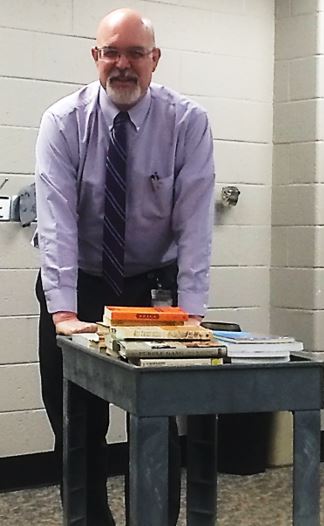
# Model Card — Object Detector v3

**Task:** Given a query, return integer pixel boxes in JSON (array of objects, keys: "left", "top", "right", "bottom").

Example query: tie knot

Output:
[{"left": 114, "top": 112, "right": 129, "bottom": 127}]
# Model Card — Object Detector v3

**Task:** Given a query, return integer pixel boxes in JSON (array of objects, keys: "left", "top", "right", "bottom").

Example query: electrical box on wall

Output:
[
  {"left": 0, "top": 183, "right": 36, "bottom": 226},
  {"left": 0, "top": 196, "right": 11, "bottom": 221}
]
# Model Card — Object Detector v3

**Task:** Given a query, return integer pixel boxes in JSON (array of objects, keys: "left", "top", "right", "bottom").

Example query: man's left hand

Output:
[{"left": 187, "top": 315, "right": 203, "bottom": 326}]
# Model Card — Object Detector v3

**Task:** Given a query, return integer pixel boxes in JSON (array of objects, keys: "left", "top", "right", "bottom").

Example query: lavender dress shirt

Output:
[{"left": 35, "top": 81, "right": 215, "bottom": 315}]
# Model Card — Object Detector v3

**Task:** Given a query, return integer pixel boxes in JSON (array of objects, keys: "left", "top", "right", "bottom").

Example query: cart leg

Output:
[
  {"left": 187, "top": 415, "right": 217, "bottom": 526},
  {"left": 63, "top": 379, "right": 87, "bottom": 526},
  {"left": 293, "top": 410, "right": 320, "bottom": 526},
  {"left": 129, "top": 415, "right": 169, "bottom": 526}
]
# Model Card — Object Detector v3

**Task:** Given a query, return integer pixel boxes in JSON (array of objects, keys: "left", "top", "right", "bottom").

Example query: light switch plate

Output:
[{"left": 0, "top": 196, "right": 11, "bottom": 220}]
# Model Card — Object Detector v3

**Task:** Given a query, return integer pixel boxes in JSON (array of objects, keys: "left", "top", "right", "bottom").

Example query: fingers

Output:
[
  {"left": 55, "top": 319, "right": 98, "bottom": 336},
  {"left": 185, "top": 315, "right": 203, "bottom": 326}
]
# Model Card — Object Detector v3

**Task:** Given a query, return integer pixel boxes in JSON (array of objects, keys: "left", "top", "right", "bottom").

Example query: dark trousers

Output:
[
  {"left": 35, "top": 264, "right": 181, "bottom": 526},
  {"left": 217, "top": 413, "right": 270, "bottom": 475}
]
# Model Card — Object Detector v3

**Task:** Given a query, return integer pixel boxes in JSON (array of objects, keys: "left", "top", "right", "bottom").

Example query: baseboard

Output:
[
  {"left": 0, "top": 450, "right": 60, "bottom": 492},
  {"left": 1, "top": 433, "right": 322, "bottom": 493},
  {"left": 0, "top": 443, "right": 128, "bottom": 493},
  {"left": 0, "top": 437, "right": 187, "bottom": 493}
]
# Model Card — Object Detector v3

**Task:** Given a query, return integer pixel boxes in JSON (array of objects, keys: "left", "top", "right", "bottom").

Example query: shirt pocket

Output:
[{"left": 129, "top": 171, "right": 174, "bottom": 220}]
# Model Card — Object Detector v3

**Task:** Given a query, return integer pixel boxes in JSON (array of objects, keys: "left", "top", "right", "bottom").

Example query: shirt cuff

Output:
[
  {"left": 177, "top": 290, "right": 208, "bottom": 317},
  {"left": 45, "top": 286, "right": 77, "bottom": 314}
]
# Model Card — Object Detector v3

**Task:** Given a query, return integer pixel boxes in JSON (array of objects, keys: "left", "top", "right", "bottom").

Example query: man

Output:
[{"left": 35, "top": 8, "right": 215, "bottom": 526}]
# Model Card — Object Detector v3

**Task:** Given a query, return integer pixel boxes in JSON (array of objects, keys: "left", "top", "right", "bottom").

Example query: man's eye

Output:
[
  {"left": 104, "top": 49, "right": 119, "bottom": 59},
  {"left": 128, "top": 50, "right": 144, "bottom": 59}
]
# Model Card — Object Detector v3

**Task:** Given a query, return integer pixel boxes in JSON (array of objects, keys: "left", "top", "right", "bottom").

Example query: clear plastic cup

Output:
[{"left": 151, "top": 289, "right": 173, "bottom": 306}]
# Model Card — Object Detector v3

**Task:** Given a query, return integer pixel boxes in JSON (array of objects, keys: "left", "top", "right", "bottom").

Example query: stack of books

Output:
[
  {"left": 71, "top": 314, "right": 304, "bottom": 367},
  {"left": 97, "top": 306, "right": 226, "bottom": 367},
  {"left": 213, "top": 330, "right": 304, "bottom": 364}
]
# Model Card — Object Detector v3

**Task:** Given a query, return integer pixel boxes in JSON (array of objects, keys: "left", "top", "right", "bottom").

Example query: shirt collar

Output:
[{"left": 99, "top": 83, "right": 151, "bottom": 132}]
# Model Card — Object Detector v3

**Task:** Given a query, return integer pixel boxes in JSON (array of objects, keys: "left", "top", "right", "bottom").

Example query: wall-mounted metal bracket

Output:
[{"left": 221, "top": 186, "right": 240, "bottom": 207}]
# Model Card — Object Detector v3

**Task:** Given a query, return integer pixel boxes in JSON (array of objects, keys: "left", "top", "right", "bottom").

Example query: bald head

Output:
[{"left": 96, "top": 8, "right": 156, "bottom": 49}]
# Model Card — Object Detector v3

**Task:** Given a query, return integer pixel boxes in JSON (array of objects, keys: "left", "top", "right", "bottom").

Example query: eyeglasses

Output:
[{"left": 95, "top": 46, "right": 154, "bottom": 62}]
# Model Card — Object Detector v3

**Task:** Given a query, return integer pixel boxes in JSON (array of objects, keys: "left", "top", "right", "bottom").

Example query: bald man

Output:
[{"left": 35, "top": 8, "right": 215, "bottom": 525}]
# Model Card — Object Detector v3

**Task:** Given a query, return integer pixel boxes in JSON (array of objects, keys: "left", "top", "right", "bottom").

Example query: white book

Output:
[
  {"left": 72, "top": 332, "right": 106, "bottom": 350},
  {"left": 224, "top": 340, "right": 303, "bottom": 357},
  {"left": 230, "top": 356, "right": 290, "bottom": 364},
  {"left": 214, "top": 330, "right": 296, "bottom": 344}
]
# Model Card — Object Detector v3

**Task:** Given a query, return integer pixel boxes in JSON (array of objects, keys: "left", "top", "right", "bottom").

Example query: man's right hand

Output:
[{"left": 52, "top": 311, "right": 98, "bottom": 336}]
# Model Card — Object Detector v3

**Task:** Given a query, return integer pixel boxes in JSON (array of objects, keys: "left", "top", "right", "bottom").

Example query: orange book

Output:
[
  {"left": 104, "top": 306, "right": 189, "bottom": 323},
  {"left": 101, "top": 319, "right": 184, "bottom": 326}
]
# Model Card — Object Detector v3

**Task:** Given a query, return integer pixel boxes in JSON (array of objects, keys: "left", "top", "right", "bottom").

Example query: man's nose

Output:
[{"left": 115, "top": 52, "right": 131, "bottom": 68}]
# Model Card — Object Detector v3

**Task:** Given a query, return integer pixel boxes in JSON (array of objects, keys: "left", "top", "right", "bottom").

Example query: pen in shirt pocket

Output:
[{"left": 150, "top": 172, "right": 160, "bottom": 190}]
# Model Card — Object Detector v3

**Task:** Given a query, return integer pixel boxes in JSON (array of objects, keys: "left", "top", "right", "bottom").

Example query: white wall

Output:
[
  {"left": 202, "top": 2, "right": 274, "bottom": 331},
  {"left": 268, "top": 0, "right": 324, "bottom": 466},
  {"left": 0, "top": 0, "right": 275, "bottom": 457},
  {"left": 271, "top": 0, "right": 324, "bottom": 351}
]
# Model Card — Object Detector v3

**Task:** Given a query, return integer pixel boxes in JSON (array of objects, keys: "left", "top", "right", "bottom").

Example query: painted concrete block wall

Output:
[
  {"left": 201, "top": 1, "right": 274, "bottom": 332},
  {"left": 0, "top": 0, "right": 274, "bottom": 457},
  {"left": 270, "top": 0, "right": 323, "bottom": 465},
  {"left": 271, "top": 0, "right": 324, "bottom": 351}
]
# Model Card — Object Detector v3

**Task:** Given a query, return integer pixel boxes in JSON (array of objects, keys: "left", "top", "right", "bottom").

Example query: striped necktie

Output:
[{"left": 102, "top": 111, "right": 129, "bottom": 295}]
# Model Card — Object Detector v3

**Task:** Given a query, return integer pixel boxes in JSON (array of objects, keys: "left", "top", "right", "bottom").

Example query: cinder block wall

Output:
[
  {"left": 199, "top": 1, "right": 274, "bottom": 331},
  {"left": 271, "top": 0, "right": 324, "bottom": 351},
  {"left": 268, "top": 0, "right": 324, "bottom": 467},
  {"left": 0, "top": 0, "right": 274, "bottom": 457}
]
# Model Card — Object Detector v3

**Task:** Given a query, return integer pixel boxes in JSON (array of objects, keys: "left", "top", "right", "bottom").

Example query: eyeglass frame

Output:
[{"left": 95, "top": 46, "right": 155, "bottom": 62}]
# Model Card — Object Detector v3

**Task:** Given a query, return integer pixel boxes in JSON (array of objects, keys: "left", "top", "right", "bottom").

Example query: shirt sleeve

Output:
[
  {"left": 35, "top": 110, "right": 79, "bottom": 313},
  {"left": 172, "top": 107, "right": 215, "bottom": 316}
]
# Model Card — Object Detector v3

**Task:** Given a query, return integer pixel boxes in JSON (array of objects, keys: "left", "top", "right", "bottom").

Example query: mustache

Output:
[{"left": 108, "top": 69, "right": 138, "bottom": 83}]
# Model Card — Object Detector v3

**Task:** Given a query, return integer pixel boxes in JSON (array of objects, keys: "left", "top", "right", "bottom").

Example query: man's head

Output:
[{"left": 92, "top": 8, "right": 161, "bottom": 109}]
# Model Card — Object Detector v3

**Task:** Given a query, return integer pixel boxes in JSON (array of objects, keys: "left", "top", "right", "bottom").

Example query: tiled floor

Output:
[{"left": 1, "top": 466, "right": 324, "bottom": 525}]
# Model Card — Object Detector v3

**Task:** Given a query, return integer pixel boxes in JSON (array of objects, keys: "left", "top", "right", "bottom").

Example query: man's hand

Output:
[
  {"left": 52, "top": 311, "right": 98, "bottom": 336},
  {"left": 186, "top": 315, "right": 203, "bottom": 326}
]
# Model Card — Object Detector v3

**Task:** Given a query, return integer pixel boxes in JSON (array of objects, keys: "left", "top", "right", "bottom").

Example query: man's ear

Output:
[
  {"left": 152, "top": 48, "right": 161, "bottom": 72},
  {"left": 91, "top": 46, "right": 99, "bottom": 64}
]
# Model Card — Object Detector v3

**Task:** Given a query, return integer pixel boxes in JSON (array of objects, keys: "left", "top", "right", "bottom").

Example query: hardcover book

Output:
[
  {"left": 102, "top": 319, "right": 185, "bottom": 326},
  {"left": 107, "top": 325, "right": 213, "bottom": 341},
  {"left": 230, "top": 356, "right": 290, "bottom": 364},
  {"left": 223, "top": 345, "right": 295, "bottom": 357},
  {"left": 214, "top": 331, "right": 296, "bottom": 344},
  {"left": 130, "top": 357, "right": 224, "bottom": 367},
  {"left": 71, "top": 332, "right": 106, "bottom": 350},
  {"left": 213, "top": 330, "right": 303, "bottom": 355},
  {"left": 111, "top": 339, "right": 226, "bottom": 359},
  {"left": 103, "top": 306, "right": 188, "bottom": 323}
]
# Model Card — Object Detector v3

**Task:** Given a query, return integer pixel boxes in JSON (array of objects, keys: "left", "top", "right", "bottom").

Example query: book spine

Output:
[
  {"left": 109, "top": 313, "right": 188, "bottom": 322},
  {"left": 104, "top": 306, "right": 188, "bottom": 322},
  {"left": 102, "top": 317, "right": 184, "bottom": 326},
  {"left": 230, "top": 356, "right": 290, "bottom": 364},
  {"left": 134, "top": 357, "right": 224, "bottom": 367},
  {"left": 225, "top": 341, "right": 302, "bottom": 356},
  {"left": 117, "top": 345, "right": 227, "bottom": 359},
  {"left": 71, "top": 335, "right": 102, "bottom": 350},
  {"left": 109, "top": 326, "right": 212, "bottom": 340}
]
